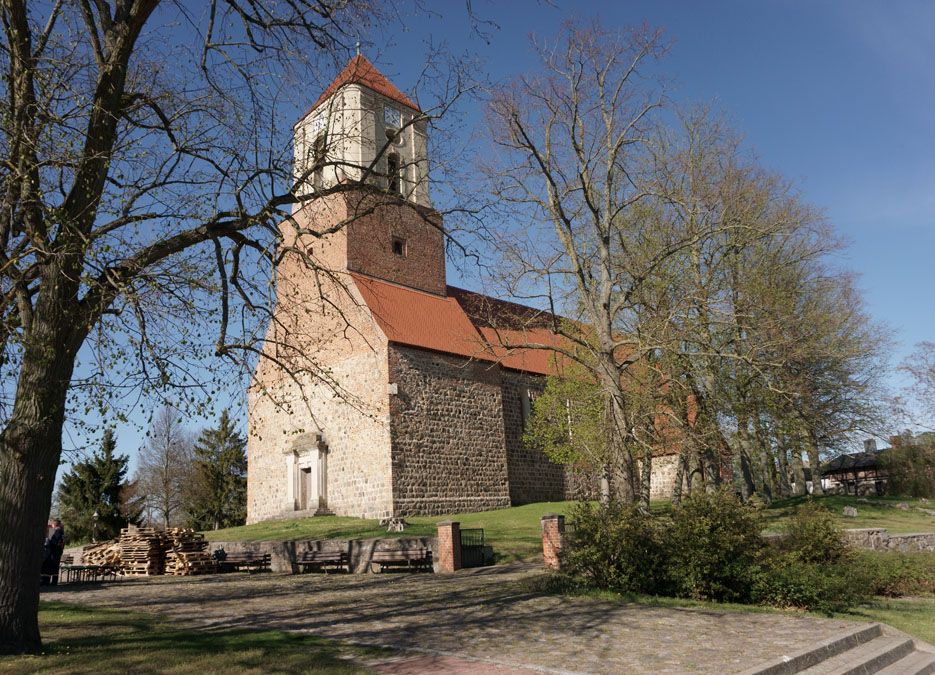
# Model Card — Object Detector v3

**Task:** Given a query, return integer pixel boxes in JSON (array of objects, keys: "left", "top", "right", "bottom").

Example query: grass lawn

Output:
[
  {"left": 833, "top": 597, "right": 935, "bottom": 645},
  {"left": 205, "top": 495, "right": 933, "bottom": 563},
  {"left": 0, "top": 602, "right": 385, "bottom": 674},
  {"left": 206, "top": 501, "right": 579, "bottom": 562},
  {"left": 760, "top": 494, "right": 935, "bottom": 534}
]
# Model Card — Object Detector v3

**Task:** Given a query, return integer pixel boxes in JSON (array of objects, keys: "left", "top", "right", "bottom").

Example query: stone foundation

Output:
[{"left": 208, "top": 536, "right": 439, "bottom": 573}]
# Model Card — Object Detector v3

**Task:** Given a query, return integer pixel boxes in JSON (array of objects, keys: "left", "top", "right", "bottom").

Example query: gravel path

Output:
[{"left": 45, "top": 563, "right": 862, "bottom": 674}]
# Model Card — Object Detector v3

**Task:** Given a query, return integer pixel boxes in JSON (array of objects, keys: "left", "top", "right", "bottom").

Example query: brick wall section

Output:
[
  {"left": 500, "top": 370, "right": 566, "bottom": 504},
  {"left": 541, "top": 514, "right": 565, "bottom": 570},
  {"left": 436, "top": 520, "right": 462, "bottom": 572},
  {"left": 344, "top": 191, "right": 445, "bottom": 296},
  {"left": 388, "top": 345, "right": 511, "bottom": 516}
]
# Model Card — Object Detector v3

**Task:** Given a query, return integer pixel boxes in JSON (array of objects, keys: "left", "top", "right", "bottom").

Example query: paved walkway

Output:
[{"left": 46, "top": 563, "right": 862, "bottom": 674}]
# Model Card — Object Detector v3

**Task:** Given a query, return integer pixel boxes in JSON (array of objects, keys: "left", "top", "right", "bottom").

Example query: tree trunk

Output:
[
  {"left": 775, "top": 445, "right": 792, "bottom": 499},
  {"left": 671, "top": 453, "right": 686, "bottom": 505},
  {"left": 805, "top": 436, "right": 824, "bottom": 496},
  {"left": 689, "top": 449, "right": 704, "bottom": 495},
  {"left": 703, "top": 445, "right": 720, "bottom": 493},
  {"left": 0, "top": 327, "right": 79, "bottom": 653},
  {"left": 639, "top": 448, "right": 652, "bottom": 510},
  {"left": 791, "top": 452, "right": 807, "bottom": 496},
  {"left": 605, "top": 391, "right": 636, "bottom": 504}
]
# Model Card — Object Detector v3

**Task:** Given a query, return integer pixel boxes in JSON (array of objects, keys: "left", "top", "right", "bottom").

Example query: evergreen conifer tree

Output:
[
  {"left": 57, "top": 430, "right": 140, "bottom": 541},
  {"left": 186, "top": 411, "right": 247, "bottom": 530}
]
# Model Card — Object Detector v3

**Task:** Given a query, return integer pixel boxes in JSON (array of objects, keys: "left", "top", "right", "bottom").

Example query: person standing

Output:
[{"left": 41, "top": 519, "right": 65, "bottom": 585}]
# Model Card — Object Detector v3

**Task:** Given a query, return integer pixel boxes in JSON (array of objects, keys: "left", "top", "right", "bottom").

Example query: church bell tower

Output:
[
  {"left": 292, "top": 55, "right": 431, "bottom": 209},
  {"left": 288, "top": 54, "right": 445, "bottom": 295}
]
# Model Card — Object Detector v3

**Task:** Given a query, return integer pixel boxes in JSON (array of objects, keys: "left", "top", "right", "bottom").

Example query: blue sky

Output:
[
  {"left": 61, "top": 1, "right": 934, "bottom": 471},
  {"left": 383, "top": 0, "right": 934, "bottom": 377}
]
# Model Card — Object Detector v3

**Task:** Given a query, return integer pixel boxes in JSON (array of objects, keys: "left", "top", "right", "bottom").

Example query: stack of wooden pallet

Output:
[
  {"left": 164, "top": 528, "right": 216, "bottom": 576},
  {"left": 118, "top": 527, "right": 166, "bottom": 575},
  {"left": 82, "top": 541, "right": 121, "bottom": 566}
]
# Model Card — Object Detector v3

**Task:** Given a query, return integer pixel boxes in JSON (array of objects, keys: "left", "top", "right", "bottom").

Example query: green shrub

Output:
[
  {"left": 753, "top": 553, "right": 867, "bottom": 614},
  {"left": 783, "top": 499, "right": 849, "bottom": 564},
  {"left": 667, "top": 489, "right": 764, "bottom": 602},
  {"left": 857, "top": 551, "right": 935, "bottom": 597},
  {"left": 561, "top": 500, "right": 668, "bottom": 594}
]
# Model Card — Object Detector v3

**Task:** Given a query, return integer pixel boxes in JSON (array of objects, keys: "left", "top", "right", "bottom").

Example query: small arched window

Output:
[
  {"left": 387, "top": 153, "right": 400, "bottom": 194},
  {"left": 312, "top": 132, "right": 326, "bottom": 189}
]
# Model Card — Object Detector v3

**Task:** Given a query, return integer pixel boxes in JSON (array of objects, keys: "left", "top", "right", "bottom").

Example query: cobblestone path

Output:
[{"left": 47, "top": 563, "right": 862, "bottom": 674}]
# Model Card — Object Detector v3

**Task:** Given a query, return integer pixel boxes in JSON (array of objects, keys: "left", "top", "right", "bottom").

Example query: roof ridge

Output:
[
  {"left": 297, "top": 54, "right": 421, "bottom": 127},
  {"left": 350, "top": 271, "right": 449, "bottom": 299}
]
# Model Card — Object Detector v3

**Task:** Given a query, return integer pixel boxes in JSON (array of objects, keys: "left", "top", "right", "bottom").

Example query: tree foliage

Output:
[
  {"left": 483, "top": 20, "right": 887, "bottom": 508},
  {"left": 879, "top": 438, "right": 935, "bottom": 499},
  {"left": 56, "top": 429, "right": 140, "bottom": 542},
  {"left": 185, "top": 409, "right": 247, "bottom": 530}
]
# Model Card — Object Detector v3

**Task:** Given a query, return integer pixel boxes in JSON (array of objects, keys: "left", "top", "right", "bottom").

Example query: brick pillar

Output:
[
  {"left": 437, "top": 520, "right": 461, "bottom": 573},
  {"left": 541, "top": 514, "right": 565, "bottom": 570}
]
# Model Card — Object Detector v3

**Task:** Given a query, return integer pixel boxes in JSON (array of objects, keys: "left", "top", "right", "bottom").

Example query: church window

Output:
[
  {"left": 312, "top": 131, "right": 326, "bottom": 189},
  {"left": 387, "top": 153, "right": 400, "bottom": 193},
  {"left": 521, "top": 389, "right": 532, "bottom": 427},
  {"left": 392, "top": 237, "right": 406, "bottom": 256}
]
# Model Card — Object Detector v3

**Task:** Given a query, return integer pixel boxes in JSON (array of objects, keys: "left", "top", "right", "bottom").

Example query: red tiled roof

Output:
[
  {"left": 352, "top": 274, "right": 494, "bottom": 363},
  {"left": 447, "top": 287, "right": 566, "bottom": 375},
  {"left": 350, "top": 274, "right": 565, "bottom": 376},
  {"left": 297, "top": 55, "right": 421, "bottom": 127}
]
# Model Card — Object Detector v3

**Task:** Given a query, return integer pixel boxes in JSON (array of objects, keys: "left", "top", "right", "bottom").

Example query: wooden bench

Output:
[
  {"left": 61, "top": 564, "right": 119, "bottom": 583},
  {"left": 370, "top": 548, "right": 432, "bottom": 573},
  {"left": 294, "top": 550, "right": 349, "bottom": 574},
  {"left": 216, "top": 551, "right": 271, "bottom": 573}
]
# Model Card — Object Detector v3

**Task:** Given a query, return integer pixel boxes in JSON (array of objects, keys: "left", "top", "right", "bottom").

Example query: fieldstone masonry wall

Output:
[
  {"left": 248, "top": 350, "right": 394, "bottom": 522},
  {"left": 645, "top": 454, "right": 687, "bottom": 501},
  {"left": 388, "top": 345, "right": 511, "bottom": 516},
  {"left": 501, "top": 371, "right": 567, "bottom": 504},
  {"left": 842, "top": 528, "right": 935, "bottom": 552}
]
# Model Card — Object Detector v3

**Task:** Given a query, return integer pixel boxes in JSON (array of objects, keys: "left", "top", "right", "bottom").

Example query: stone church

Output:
[{"left": 246, "top": 56, "right": 675, "bottom": 524}]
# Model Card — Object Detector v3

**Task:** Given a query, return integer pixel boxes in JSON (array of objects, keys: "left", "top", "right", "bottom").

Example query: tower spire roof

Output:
[{"left": 299, "top": 54, "right": 421, "bottom": 125}]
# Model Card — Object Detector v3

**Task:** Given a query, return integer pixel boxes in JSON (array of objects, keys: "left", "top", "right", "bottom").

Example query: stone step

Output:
[
  {"left": 875, "top": 650, "right": 935, "bottom": 675},
  {"left": 799, "top": 634, "right": 914, "bottom": 674},
  {"left": 741, "top": 624, "right": 883, "bottom": 675},
  {"left": 269, "top": 507, "right": 335, "bottom": 522}
]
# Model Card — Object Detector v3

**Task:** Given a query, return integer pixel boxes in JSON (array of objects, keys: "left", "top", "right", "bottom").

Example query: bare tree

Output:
[
  {"left": 135, "top": 407, "right": 194, "bottom": 528},
  {"left": 482, "top": 22, "right": 887, "bottom": 507},
  {"left": 482, "top": 20, "right": 671, "bottom": 503},
  {"left": 900, "top": 342, "right": 935, "bottom": 429},
  {"left": 0, "top": 0, "right": 474, "bottom": 654}
]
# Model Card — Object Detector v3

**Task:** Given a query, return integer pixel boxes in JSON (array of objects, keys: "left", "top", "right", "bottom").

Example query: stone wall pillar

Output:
[
  {"left": 437, "top": 520, "right": 461, "bottom": 573},
  {"left": 541, "top": 513, "right": 565, "bottom": 570}
]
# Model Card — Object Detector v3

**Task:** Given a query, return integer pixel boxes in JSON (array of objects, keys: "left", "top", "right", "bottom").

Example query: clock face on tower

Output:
[{"left": 384, "top": 105, "right": 401, "bottom": 128}]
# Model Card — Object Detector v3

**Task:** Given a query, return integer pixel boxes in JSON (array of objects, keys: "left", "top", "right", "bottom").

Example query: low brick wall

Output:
[{"left": 207, "top": 536, "right": 439, "bottom": 573}]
